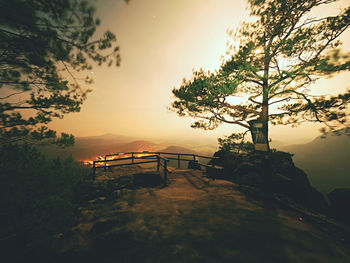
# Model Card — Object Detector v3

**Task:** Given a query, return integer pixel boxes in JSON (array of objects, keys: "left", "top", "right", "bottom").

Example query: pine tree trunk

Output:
[
  {"left": 249, "top": 85, "right": 270, "bottom": 152},
  {"left": 261, "top": 69, "right": 270, "bottom": 151},
  {"left": 261, "top": 100, "right": 270, "bottom": 152},
  {"left": 262, "top": 41, "right": 270, "bottom": 152}
]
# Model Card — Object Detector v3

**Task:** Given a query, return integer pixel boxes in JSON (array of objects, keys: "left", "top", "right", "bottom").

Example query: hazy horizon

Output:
[{"left": 73, "top": 129, "right": 329, "bottom": 148}]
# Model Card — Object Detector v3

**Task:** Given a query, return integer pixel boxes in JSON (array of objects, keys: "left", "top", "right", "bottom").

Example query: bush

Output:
[
  {"left": 0, "top": 144, "right": 90, "bottom": 259},
  {"left": 218, "top": 133, "right": 254, "bottom": 155}
]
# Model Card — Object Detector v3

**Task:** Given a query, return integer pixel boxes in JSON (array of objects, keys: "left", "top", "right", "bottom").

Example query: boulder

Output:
[
  {"left": 133, "top": 172, "right": 162, "bottom": 187},
  {"left": 209, "top": 150, "right": 328, "bottom": 212},
  {"left": 188, "top": 160, "right": 201, "bottom": 170}
]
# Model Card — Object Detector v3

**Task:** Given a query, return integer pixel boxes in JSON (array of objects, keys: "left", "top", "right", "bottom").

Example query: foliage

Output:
[
  {"left": 0, "top": 144, "right": 90, "bottom": 253},
  {"left": 0, "top": 0, "right": 124, "bottom": 145},
  {"left": 218, "top": 132, "right": 254, "bottom": 154},
  {"left": 171, "top": 0, "right": 350, "bottom": 146}
]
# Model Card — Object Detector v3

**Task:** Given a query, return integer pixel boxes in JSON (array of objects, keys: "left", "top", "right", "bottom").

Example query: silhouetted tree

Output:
[
  {"left": 0, "top": 0, "right": 126, "bottom": 145},
  {"left": 171, "top": 0, "right": 350, "bottom": 150}
]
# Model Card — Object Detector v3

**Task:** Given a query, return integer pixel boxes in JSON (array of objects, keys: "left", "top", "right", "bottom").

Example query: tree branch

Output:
[
  {"left": 268, "top": 98, "right": 290, "bottom": 105},
  {"left": 220, "top": 101, "right": 260, "bottom": 115},
  {"left": 210, "top": 109, "right": 250, "bottom": 129},
  {"left": 0, "top": 91, "right": 26, "bottom": 100}
]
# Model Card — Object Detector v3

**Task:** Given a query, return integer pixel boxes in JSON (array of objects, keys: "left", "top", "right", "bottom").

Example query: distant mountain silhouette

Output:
[
  {"left": 39, "top": 135, "right": 204, "bottom": 161},
  {"left": 159, "top": 145, "right": 198, "bottom": 155},
  {"left": 39, "top": 135, "right": 161, "bottom": 160},
  {"left": 117, "top": 140, "right": 161, "bottom": 153},
  {"left": 280, "top": 133, "right": 350, "bottom": 194}
]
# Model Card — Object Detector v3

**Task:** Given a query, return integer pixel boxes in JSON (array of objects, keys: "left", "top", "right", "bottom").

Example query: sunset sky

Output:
[{"left": 48, "top": 0, "right": 350, "bottom": 145}]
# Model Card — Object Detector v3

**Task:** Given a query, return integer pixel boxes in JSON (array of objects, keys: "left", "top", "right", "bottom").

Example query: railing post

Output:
[
  {"left": 132, "top": 153, "right": 134, "bottom": 164},
  {"left": 92, "top": 161, "right": 96, "bottom": 181},
  {"left": 164, "top": 160, "right": 168, "bottom": 186},
  {"left": 157, "top": 155, "right": 160, "bottom": 172},
  {"left": 104, "top": 156, "right": 107, "bottom": 172},
  {"left": 178, "top": 154, "right": 180, "bottom": 168},
  {"left": 193, "top": 155, "right": 196, "bottom": 161}
]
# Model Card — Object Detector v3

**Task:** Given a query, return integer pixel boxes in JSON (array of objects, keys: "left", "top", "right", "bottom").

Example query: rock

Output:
[
  {"left": 206, "top": 165, "right": 225, "bottom": 179},
  {"left": 208, "top": 150, "right": 240, "bottom": 167},
  {"left": 133, "top": 172, "right": 162, "bottom": 187},
  {"left": 232, "top": 162, "right": 262, "bottom": 186},
  {"left": 328, "top": 188, "right": 350, "bottom": 225},
  {"left": 188, "top": 160, "right": 201, "bottom": 170},
  {"left": 210, "top": 150, "right": 328, "bottom": 212}
]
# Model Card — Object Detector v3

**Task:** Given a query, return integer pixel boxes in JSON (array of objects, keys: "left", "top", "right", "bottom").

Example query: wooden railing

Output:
[
  {"left": 92, "top": 151, "right": 221, "bottom": 185},
  {"left": 92, "top": 154, "right": 170, "bottom": 185},
  {"left": 104, "top": 151, "right": 219, "bottom": 168}
]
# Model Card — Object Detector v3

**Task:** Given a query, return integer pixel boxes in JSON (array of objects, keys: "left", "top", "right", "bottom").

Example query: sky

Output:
[{"left": 48, "top": 0, "right": 350, "bottom": 145}]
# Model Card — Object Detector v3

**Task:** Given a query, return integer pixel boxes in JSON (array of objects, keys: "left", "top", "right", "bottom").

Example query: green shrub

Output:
[{"left": 218, "top": 133, "right": 254, "bottom": 156}]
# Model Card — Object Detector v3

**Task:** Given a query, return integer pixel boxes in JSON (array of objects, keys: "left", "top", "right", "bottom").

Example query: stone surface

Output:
[
  {"left": 208, "top": 150, "right": 328, "bottom": 212},
  {"left": 187, "top": 160, "right": 201, "bottom": 170}
]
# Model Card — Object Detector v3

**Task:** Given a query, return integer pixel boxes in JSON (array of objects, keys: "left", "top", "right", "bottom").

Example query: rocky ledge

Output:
[{"left": 208, "top": 150, "right": 328, "bottom": 213}]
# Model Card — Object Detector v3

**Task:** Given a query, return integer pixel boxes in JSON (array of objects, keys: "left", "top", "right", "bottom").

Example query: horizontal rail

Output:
[
  {"left": 99, "top": 151, "right": 220, "bottom": 172},
  {"left": 164, "top": 157, "right": 194, "bottom": 161},
  {"left": 100, "top": 160, "right": 158, "bottom": 168},
  {"left": 158, "top": 152, "right": 219, "bottom": 159},
  {"left": 91, "top": 151, "right": 222, "bottom": 186},
  {"left": 92, "top": 153, "right": 170, "bottom": 186},
  {"left": 104, "top": 151, "right": 150, "bottom": 157},
  {"left": 104, "top": 151, "right": 219, "bottom": 160},
  {"left": 93, "top": 154, "right": 160, "bottom": 164},
  {"left": 157, "top": 152, "right": 196, "bottom": 157},
  {"left": 196, "top": 155, "right": 217, "bottom": 159}
]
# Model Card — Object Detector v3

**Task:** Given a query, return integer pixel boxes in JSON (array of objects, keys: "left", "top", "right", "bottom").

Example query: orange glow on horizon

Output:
[{"left": 81, "top": 152, "right": 156, "bottom": 167}]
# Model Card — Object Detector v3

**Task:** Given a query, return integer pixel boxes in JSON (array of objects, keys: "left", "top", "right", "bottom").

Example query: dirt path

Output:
[{"left": 57, "top": 168, "right": 350, "bottom": 263}]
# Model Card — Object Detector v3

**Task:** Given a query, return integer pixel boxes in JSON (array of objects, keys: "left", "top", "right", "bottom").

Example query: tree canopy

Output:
[
  {"left": 0, "top": 0, "right": 123, "bottom": 145},
  {"left": 171, "top": 0, "right": 350, "bottom": 149}
]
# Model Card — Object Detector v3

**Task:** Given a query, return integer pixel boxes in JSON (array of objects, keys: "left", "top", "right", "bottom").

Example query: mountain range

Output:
[
  {"left": 40, "top": 132, "right": 350, "bottom": 195},
  {"left": 40, "top": 133, "right": 210, "bottom": 161}
]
